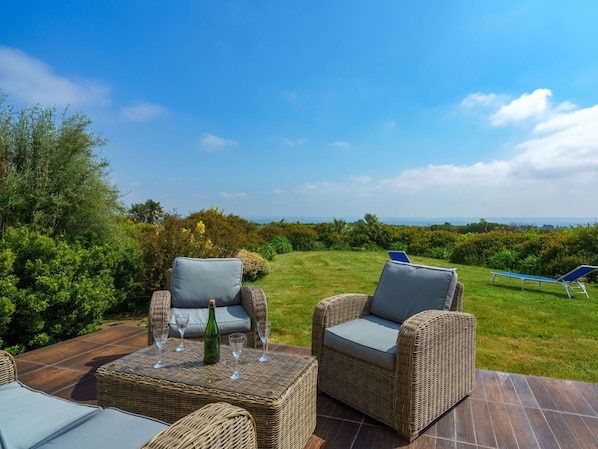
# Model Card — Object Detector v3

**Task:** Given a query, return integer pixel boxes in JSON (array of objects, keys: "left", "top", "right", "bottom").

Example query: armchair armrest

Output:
[
  {"left": 147, "top": 290, "right": 171, "bottom": 345},
  {"left": 241, "top": 285, "right": 268, "bottom": 347},
  {"left": 0, "top": 350, "right": 17, "bottom": 386},
  {"left": 311, "top": 293, "right": 372, "bottom": 359},
  {"left": 394, "top": 309, "right": 476, "bottom": 436},
  {"left": 139, "top": 402, "right": 257, "bottom": 449}
]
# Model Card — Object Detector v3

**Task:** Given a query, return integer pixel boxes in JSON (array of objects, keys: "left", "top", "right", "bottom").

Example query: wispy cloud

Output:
[
  {"left": 121, "top": 102, "right": 166, "bottom": 121},
  {"left": 331, "top": 141, "right": 350, "bottom": 148},
  {"left": 220, "top": 191, "right": 247, "bottom": 199},
  {"left": 282, "top": 137, "right": 307, "bottom": 145},
  {"left": 0, "top": 46, "right": 110, "bottom": 108},
  {"left": 382, "top": 91, "right": 598, "bottom": 191},
  {"left": 199, "top": 132, "right": 238, "bottom": 151},
  {"left": 459, "top": 92, "right": 500, "bottom": 109}
]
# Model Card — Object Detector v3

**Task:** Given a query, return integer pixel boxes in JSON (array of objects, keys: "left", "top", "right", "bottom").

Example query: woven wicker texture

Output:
[
  {"left": 97, "top": 340, "right": 317, "bottom": 449},
  {"left": 148, "top": 282, "right": 268, "bottom": 348},
  {"left": 139, "top": 402, "right": 258, "bottom": 449},
  {"left": 312, "top": 281, "right": 476, "bottom": 442},
  {"left": 0, "top": 350, "right": 17, "bottom": 386},
  {"left": 1, "top": 350, "right": 257, "bottom": 449}
]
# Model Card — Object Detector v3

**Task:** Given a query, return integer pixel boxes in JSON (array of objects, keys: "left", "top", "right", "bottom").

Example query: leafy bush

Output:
[
  {"left": 269, "top": 235, "right": 293, "bottom": 254},
  {"left": 519, "top": 255, "right": 541, "bottom": 275},
  {"left": 0, "top": 227, "right": 130, "bottom": 354},
  {"left": 235, "top": 249, "right": 270, "bottom": 281},
  {"left": 257, "top": 243, "right": 276, "bottom": 261},
  {"left": 489, "top": 249, "right": 520, "bottom": 270},
  {"left": 450, "top": 231, "right": 525, "bottom": 266}
]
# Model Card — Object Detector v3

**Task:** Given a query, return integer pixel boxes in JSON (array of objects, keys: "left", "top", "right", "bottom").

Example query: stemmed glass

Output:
[
  {"left": 152, "top": 325, "right": 169, "bottom": 368},
  {"left": 257, "top": 321, "right": 271, "bottom": 362},
  {"left": 229, "top": 333, "right": 246, "bottom": 380},
  {"left": 175, "top": 313, "right": 189, "bottom": 352}
]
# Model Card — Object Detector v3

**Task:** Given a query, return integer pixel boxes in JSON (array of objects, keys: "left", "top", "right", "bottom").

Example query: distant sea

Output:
[{"left": 245, "top": 216, "right": 598, "bottom": 228}]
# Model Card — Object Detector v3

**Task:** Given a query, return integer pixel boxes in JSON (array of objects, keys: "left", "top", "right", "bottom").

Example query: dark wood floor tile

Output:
[
  {"left": 581, "top": 416, "right": 598, "bottom": 441},
  {"left": 575, "top": 383, "right": 598, "bottom": 416},
  {"left": 111, "top": 332, "right": 149, "bottom": 350},
  {"left": 542, "top": 377, "right": 595, "bottom": 416},
  {"left": 482, "top": 371, "right": 505, "bottom": 403},
  {"left": 434, "top": 438, "right": 457, "bottom": 449},
  {"left": 15, "top": 339, "right": 101, "bottom": 364},
  {"left": 525, "top": 408, "right": 561, "bottom": 449},
  {"left": 495, "top": 372, "right": 520, "bottom": 406},
  {"left": 545, "top": 409, "right": 586, "bottom": 449},
  {"left": 14, "top": 359, "right": 45, "bottom": 377},
  {"left": 469, "top": 370, "right": 488, "bottom": 400},
  {"left": 454, "top": 397, "right": 477, "bottom": 445},
  {"left": 79, "top": 325, "right": 146, "bottom": 344},
  {"left": 53, "top": 374, "right": 97, "bottom": 404},
  {"left": 455, "top": 442, "right": 482, "bottom": 449},
  {"left": 435, "top": 407, "right": 456, "bottom": 440},
  {"left": 526, "top": 376, "right": 559, "bottom": 411},
  {"left": 470, "top": 398, "right": 497, "bottom": 448},
  {"left": 487, "top": 401, "right": 518, "bottom": 449},
  {"left": 18, "top": 366, "right": 93, "bottom": 395},
  {"left": 352, "top": 423, "right": 410, "bottom": 449},
  {"left": 506, "top": 404, "right": 541, "bottom": 449},
  {"left": 317, "top": 393, "right": 365, "bottom": 422},
  {"left": 410, "top": 435, "right": 440, "bottom": 449},
  {"left": 561, "top": 413, "right": 598, "bottom": 449},
  {"left": 510, "top": 373, "right": 540, "bottom": 408},
  {"left": 57, "top": 344, "right": 141, "bottom": 373},
  {"left": 313, "top": 416, "right": 361, "bottom": 449}
]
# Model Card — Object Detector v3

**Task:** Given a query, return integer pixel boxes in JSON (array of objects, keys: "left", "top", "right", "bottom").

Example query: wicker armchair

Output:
[
  {"left": 149, "top": 257, "right": 267, "bottom": 348},
  {"left": 0, "top": 350, "right": 258, "bottom": 449},
  {"left": 312, "top": 261, "right": 476, "bottom": 442}
]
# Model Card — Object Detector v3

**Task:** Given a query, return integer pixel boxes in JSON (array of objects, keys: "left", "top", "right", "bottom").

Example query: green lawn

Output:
[{"left": 249, "top": 251, "right": 598, "bottom": 383}]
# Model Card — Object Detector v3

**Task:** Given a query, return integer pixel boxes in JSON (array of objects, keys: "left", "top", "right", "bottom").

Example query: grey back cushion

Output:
[
  {"left": 170, "top": 257, "right": 243, "bottom": 308},
  {"left": 370, "top": 261, "right": 457, "bottom": 324}
]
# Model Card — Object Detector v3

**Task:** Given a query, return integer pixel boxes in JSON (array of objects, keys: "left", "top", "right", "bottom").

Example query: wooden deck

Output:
[{"left": 13, "top": 325, "right": 598, "bottom": 449}]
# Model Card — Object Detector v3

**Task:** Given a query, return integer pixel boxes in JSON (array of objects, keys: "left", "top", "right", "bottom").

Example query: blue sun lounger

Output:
[
  {"left": 491, "top": 265, "right": 598, "bottom": 298},
  {"left": 388, "top": 250, "right": 411, "bottom": 263}
]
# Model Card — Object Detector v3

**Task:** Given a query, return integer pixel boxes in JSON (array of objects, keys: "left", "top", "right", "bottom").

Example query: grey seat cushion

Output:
[
  {"left": 370, "top": 261, "right": 457, "bottom": 324},
  {"left": 170, "top": 257, "right": 243, "bottom": 308},
  {"left": 169, "top": 305, "right": 251, "bottom": 337},
  {"left": 324, "top": 315, "right": 401, "bottom": 370},
  {"left": 32, "top": 408, "right": 168, "bottom": 449},
  {"left": 0, "top": 381, "right": 100, "bottom": 449}
]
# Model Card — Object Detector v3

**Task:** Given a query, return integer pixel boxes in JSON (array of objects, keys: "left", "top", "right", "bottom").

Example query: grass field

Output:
[{"left": 248, "top": 251, "right": 598, "bottom": 383}]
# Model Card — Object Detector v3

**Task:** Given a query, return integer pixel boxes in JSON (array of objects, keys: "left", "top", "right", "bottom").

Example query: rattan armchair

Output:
[
  {"left": 0, "top": 350, "right": 258, "bottom": 449},
  {"left": 148, "top": 257, "right": 267, "bottom": 348},
  {"left": 312, "top": 261, "right": 476, "bottom": 442}
]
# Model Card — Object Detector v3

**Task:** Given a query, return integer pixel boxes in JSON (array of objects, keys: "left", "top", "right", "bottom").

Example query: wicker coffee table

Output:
[{"left": 96, "top": 339, "right": 317, "bottom": 449}]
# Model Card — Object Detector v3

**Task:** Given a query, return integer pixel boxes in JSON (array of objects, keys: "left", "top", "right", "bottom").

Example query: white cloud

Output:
[
  {"left": 199, "top": 132, "right": 238, "bottom": 151},
  {"left": 331, "top": 141, "right": 350, "bottom": 147},
  {"left": 0, "top": 46, "right": 110, "bottom": 108},
  {"left": 460, "top": 92, "right": 500, "bottom": 109},
  {"left": 221, "top": 191, "right": 247, "bottom": 199},
  {"left": 381, "top": 98, "right": 598, "bottom": 193},
  {"left": 283, "top": 137, "right": 307, "bottom": 145},
  {"left": 301, "top": 92, "right": 598, "bottom": 217},
  {"left": 121, "top": 102, "right": 166, "bottom": 121},
  {"left": 489, "top": 88, "right": 552, "bottom": 126}
]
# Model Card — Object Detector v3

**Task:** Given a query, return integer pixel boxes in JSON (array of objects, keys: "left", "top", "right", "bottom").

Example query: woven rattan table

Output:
[{"left": 96, "top": 339, "right": 317, "bottom": 449}]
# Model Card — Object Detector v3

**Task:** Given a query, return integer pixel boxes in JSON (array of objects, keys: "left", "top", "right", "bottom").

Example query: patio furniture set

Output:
[{"left": 1, "top": 255, "right": 477, "bottom": 448}]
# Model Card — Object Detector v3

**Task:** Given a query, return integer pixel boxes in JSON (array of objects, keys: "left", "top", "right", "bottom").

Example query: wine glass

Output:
[
  {"left": 257, "top": 321, "right": 271, "bottom": 362},
  {"left": 229, "top": 333, "right": 246, "bottom": 380},
  {"left": 152, "top": 325, "right": 169, "bottom": 368},
  {"left": 175, "top": 313, "right": 189, "bottom": 352}
]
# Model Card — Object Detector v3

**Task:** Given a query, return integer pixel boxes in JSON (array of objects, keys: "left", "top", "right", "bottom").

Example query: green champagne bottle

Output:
[{"left": 203, "top": 299, "right": 220, "bottom": 364}]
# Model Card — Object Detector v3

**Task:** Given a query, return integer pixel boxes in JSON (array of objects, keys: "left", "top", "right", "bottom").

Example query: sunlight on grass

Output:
[{"left": 249, "top": 251, "right": 598, "bottom": 383}]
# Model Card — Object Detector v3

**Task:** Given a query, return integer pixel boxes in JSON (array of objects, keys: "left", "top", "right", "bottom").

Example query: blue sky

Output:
[{"left": 2, "top": 1, "right": 598, "bottom": 222}]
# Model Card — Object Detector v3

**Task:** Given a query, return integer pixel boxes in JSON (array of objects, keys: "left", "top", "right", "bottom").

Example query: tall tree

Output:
[{"left": 0, "top": 97, "right": 123, "bottom": 240}]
